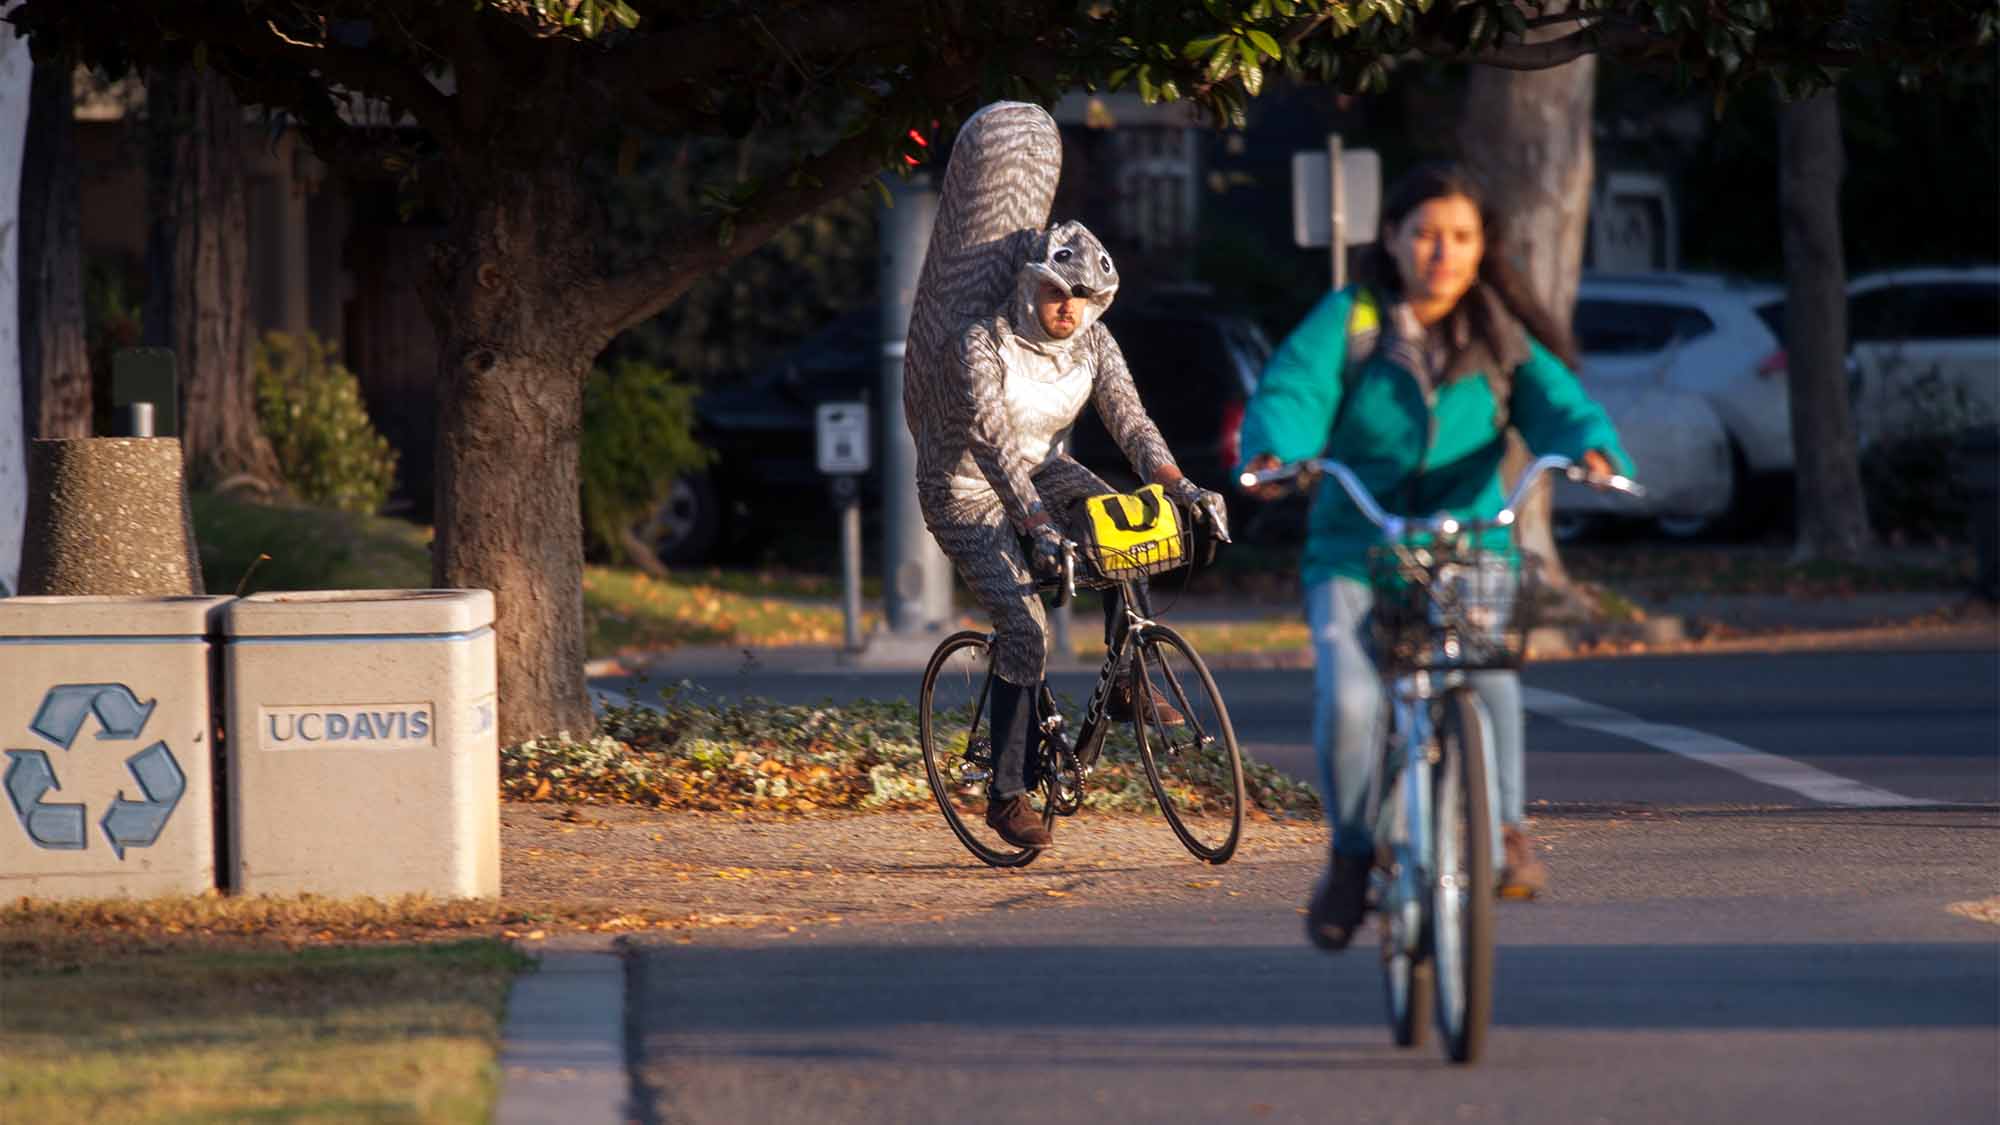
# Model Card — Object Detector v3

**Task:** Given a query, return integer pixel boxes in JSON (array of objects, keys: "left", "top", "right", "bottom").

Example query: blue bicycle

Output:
[{"left": 1243, "top": 454, "right": 1644, "bottom": 1063}]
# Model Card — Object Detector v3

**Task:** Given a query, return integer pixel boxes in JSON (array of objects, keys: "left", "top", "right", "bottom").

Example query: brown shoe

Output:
[
  {"left": 985, "top": 794, "right": 1053, "bottom": 849},
  {"left": 1108, "top": 678, "right": 1184, "bottom": 725},
  {"left": 1499, "top": 825, "right": 1548, "bottom": 899}
]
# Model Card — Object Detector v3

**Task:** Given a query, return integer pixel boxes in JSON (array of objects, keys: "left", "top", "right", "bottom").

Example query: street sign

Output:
[
  {"left": 816, "top": 402, "right": 870, "bottom": 475},
  {"left": 1292, "top": 146, "right": 1382, "bottom": 249}
]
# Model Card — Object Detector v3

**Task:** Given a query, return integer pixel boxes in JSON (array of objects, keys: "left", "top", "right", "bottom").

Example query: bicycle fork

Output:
[{"left": 1377, "top": 693, "right": 1433, "bottom": 960}]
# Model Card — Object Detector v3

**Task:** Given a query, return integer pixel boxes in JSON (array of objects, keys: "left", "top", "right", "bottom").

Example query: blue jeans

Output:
[{"left": 1306, "top": 577, "right": 1525, "bottom": 858}]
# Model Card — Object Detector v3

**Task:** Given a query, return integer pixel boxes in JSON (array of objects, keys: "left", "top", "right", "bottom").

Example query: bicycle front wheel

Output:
[
  {"left": 1431, "top": 687, "right": 1497, "bottom": 1064},
  {"left": 1131, "top": 625, "right": 1245, "bottom": 864},
  {"left": 919, "top": 631, "right": 1050, "bottom": 869}
]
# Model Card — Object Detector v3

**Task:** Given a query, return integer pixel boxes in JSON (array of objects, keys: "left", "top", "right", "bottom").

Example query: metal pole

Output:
[
  {"left": 839, "top": 482, "right": 863, "bottom": 651},
  {"left": 1049, "top": 589, "right": 1071, "bottom": 663},
  {"left": 1328, "top": 132, "right": 1346, "bottom": 291},
  {"left": 878, "top": 176, "right": 954, "bottom": 636}
]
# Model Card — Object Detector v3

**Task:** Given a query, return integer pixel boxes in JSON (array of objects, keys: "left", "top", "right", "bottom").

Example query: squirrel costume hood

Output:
[{"left": 1009, "top": 220, "right": 1119, "bottom": 354}]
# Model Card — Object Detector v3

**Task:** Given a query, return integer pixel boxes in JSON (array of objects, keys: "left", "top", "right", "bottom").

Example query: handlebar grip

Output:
[{"left": 1057, "top": 545, "right": 1076, "bottom": 608}]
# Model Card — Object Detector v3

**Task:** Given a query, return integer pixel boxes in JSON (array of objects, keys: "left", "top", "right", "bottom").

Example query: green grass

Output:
[
  {"left": 0, "top": 938, "right": 529, "bottom": 1124},
  {"left": 190, "top": 493, "right": 876, "bottom": 657},
  {"left": 582, "top": 567, "right": 872, "bottom": 655},
  {"left": 1563, "top": 543, "right": 1976, "bottom": 599},
  {"left": 191, "top": 493, "right": 432, "bottom": 594}
]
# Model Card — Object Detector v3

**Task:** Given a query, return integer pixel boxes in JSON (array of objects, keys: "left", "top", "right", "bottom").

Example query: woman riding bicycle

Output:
[{"left": 1237, "top": 162, "right": 1633, "bottom": 949}]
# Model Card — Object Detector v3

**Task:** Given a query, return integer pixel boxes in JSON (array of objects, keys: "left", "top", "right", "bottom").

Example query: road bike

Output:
[
  {"left": 919, "top": 506, "right": 1246, "bottom": 868},
  {"left": 1242, "top": 454, "right": 1644, "bottom": 1064}
]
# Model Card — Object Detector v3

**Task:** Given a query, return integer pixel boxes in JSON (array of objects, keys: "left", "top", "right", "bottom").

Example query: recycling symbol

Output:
[{"left": 5, "top": 683, "right": 186, "bottom": 859}]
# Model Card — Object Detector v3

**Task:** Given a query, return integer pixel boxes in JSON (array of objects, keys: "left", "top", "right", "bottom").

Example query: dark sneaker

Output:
[
  {"left": 985, "top": 794, "right": 1053, "bottom": 849},
  {"left": 1304, "top": 853, "right": 1372, "bottom": 951},
  {"left": 1107, "top": 679, "right": 1184, "bottom": 725},
  {"left": 1498, "top": 825, "right": 1549, "bottom": 899}
]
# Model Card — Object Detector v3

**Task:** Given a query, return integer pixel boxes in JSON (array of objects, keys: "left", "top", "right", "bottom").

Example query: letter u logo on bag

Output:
[{"left": 1096, "top": 490, "right": 1161, "bottom": 533}]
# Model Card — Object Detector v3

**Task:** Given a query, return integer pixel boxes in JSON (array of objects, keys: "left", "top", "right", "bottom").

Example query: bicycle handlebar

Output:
[{"left": 1237, "top": 455, "right": 1646, "bottom": 540}]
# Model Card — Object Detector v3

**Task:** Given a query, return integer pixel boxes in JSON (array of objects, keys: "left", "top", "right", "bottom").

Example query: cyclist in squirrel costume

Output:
[
  {"left": 903, "top": 102, "right": 1228, "bottom": 851},
  {"left": 1238, "top": 162, "right": 1633, "bottom": 948}
]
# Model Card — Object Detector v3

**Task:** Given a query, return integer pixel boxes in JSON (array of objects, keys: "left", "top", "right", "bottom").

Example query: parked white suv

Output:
[
  {"left": 1845, "top": 267, "right": 2000, "bottom": 445},
  {"left": 1567, "top": 272, "right": 1789, "bottom": 536}
]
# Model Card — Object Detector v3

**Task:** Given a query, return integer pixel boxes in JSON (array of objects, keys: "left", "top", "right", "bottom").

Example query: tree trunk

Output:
[
  {"left": 20, "top": 51, "right": 93, "bottom": 439},
  {"left": 428, "top": 157, "right": 604, "bottom": 744},
  {"left": 1460, "top": 35, "right": 1596, "bottom": 598},
  {"left": 0, "top": 2, "right": 31, "bottom": 595},
  {"left": 142, "top": 62, "right": 281, "bottom": 489},
  {"left": 1777, "top": 88, "right": 1873, "bottom": 562}
]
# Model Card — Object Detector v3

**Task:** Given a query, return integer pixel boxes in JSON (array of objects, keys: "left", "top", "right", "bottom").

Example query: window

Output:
[
  {"left": 1899, "top": 282, "right": 2000, "bottom": 340},
  {"left": 1573, "top": 299, "right": 1717, "bottom": 356},
  {"left": 1848, "top": 287, "right": 1913, "bottom": 343}
]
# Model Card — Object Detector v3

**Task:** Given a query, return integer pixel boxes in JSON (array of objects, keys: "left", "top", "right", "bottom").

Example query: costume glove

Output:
[{"left": 1167, "top": 478, "right": 1231, "bottom": 543}]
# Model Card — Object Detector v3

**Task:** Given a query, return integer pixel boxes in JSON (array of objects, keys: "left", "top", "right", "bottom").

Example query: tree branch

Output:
[
  {"left": 221, "top": 19, "right": 460, "bottom": 144},
  {"left": 586, "top": 44, "right": 989, "bottom": 338},
  {"left": 589, "top": 128, "right": 908, "bottom": 340},
  {"left": 1432, "top": 16, "right": 1654, "bottom": 70},
  {"left": 590, "top": 4, "right": 917, "bottom": 106}
]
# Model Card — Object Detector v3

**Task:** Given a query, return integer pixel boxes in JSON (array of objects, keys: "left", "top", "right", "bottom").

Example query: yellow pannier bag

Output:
[{"left": 1075, "top": 483, "right": 1186, "bottom": 580}]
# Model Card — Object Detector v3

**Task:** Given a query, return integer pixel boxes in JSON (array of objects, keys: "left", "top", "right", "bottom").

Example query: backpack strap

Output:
[
  {"left": 1332, "top": 287, "right": 1518, "bottom": 439},
  {"left": 1327, "top": 286, "right": 1380, "bottom": 442}
]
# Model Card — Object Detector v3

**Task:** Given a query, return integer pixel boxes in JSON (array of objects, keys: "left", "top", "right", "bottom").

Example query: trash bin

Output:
[
  {"left": 0, "top": 595, "right": 231, "bottom": 898},
  {"left": 222, "top": 590, "right": 498, "bottom": 898}
]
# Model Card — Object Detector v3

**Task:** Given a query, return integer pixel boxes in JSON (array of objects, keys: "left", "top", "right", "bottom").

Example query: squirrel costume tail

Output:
[{"left": 902, "top": 102, "right": 1062, "bottom": 435}]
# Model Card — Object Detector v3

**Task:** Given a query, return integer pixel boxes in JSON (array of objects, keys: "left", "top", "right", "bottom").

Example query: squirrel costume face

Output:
[{"left": 1013, "top": 220, "right": 1118, "bottom": 351}]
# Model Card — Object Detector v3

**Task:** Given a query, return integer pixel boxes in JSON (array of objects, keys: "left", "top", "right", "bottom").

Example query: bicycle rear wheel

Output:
[
  {"left": 919, "top": 631, "right": 1052, "bottom": 868},
  {"left": 1431, "top": 687, "right": 1496, "bottom": 1064},
  {"left": 1131, "top": 625, "right": 1245, "bottom": 864}
]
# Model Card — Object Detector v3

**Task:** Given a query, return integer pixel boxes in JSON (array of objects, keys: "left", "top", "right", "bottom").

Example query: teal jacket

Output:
[{"left": 1238, "top": 286, "right": 1634, "bottom": 586}]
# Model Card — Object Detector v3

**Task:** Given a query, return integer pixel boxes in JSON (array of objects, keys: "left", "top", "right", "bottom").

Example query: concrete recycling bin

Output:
[
  {"left": 0, "top": 595, "right": 232, "bottom": 899},
  {"left": 223, "top": 589, "right": 498, "bottom": 898}
]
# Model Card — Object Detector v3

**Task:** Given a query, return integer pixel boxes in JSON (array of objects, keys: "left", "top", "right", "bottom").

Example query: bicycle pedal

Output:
[{"left": 960, "top": 767, "right": 991, "bottom": 783}]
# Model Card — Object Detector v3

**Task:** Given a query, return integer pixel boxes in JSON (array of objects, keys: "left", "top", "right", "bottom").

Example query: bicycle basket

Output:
[
  {"left": 1072, "top": 484, "right": 1191, "bottom": 581},
  {"left": 1366, "top": 544, "right": 1537, "bottom": 672}
]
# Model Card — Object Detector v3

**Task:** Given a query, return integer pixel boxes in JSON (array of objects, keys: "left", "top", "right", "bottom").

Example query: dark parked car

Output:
[{"left": 638, "top": 290, "right": 1274, "bottom": 565}]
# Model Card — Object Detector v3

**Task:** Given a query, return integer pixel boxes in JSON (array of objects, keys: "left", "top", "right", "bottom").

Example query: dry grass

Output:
[{"left": 0, "top": 932, "right": 529, "bottom": 1124}]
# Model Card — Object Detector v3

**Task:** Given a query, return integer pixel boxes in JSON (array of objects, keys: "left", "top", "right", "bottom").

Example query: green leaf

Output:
[
  {"left": 870, "top": 177, "right": 893, "bottom": 209},
  {"left": 1107, "top": 65, "right": 1134, "bottom": 89},
  {"left": 1240, "top": 57, "right": 1265, "bottom": 96},
  {"left": 580, "top": 1, "right": 602, "bottom": 38},
  {"left": 1207, "top": 44, "right": 1238, "bottom": 83},
  {"left": 609, "top": 0, "right": 641, "bottom": 28},
  {"left": 1247, "top": 28, "right": 1282, "bottom": 58},
  {"left": 1498, "top": 4, "right": 1527, "bottom": 38},
  {"left": 1181, "top": 34, "right": 1228, "bottom": 60},
  {"left": 1468, "top": 6, "right": 1488, "bottom": 46},
  {"left": 1160, "top": 79, "right": 1181, "bottom": 102},
  {"left": 1137, "top": 65, "right": 1157, "bottom": 102}
]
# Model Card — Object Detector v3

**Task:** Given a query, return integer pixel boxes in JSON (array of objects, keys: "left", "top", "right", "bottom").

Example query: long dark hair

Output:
[{"left": 1355, "top": 162, "right": 1581, "bottom": 371}]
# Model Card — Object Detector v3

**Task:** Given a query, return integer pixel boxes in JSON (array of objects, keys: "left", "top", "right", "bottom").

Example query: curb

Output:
[{"left": 494, "top": 946, "right": 631, "bottom": 1125}]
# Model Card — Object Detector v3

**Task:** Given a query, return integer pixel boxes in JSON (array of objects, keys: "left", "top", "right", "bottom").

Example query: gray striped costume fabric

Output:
[{"left": 904, "top": 102, "right": 1180, "bottom": 686}]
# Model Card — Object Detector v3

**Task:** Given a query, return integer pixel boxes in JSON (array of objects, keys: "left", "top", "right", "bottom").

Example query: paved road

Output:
[
  {"left": 607, "top": 643, "right": 2000, "bottom": 1124},
  {"left": 595, "top": 646, "right": 2000, "bottom": 809}
]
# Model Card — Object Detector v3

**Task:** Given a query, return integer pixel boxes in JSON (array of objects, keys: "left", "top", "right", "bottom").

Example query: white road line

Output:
[{"left": 1522, "top": 686, "right": 1948, "bottom": 808}]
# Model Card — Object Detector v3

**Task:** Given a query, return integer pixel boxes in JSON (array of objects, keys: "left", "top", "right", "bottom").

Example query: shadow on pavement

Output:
[{"left": 631, "top": 940, "right": 1998, "bottom": 1037}]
